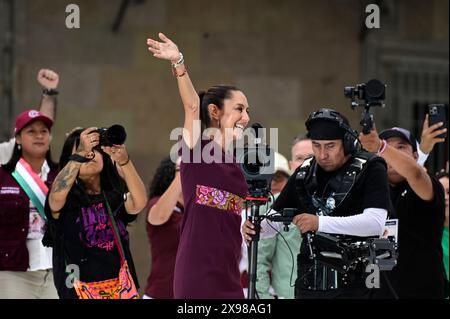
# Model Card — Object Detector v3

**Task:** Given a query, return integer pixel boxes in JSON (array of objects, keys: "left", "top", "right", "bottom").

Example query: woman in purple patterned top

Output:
[{"left": 147, "top": 33, "right": 250, "bottom": 298}]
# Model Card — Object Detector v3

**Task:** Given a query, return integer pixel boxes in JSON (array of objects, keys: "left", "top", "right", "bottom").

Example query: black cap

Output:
[
  {"left": 306, "top": 108, "right": 349, "bottom": 140},
  {"left": 379, "top": 127, "right": 417, "bottom": 152}
]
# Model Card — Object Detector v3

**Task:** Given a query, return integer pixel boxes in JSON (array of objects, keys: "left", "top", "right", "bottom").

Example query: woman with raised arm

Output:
[
  {"left": 0, "top": 110, "right": 58, "bottom": 299},
  {"left": 147, "top": 33, "right": 250, "bottom": 299},
  {"left": 46, "top": 128, "right": 147, "bottom": 299}
]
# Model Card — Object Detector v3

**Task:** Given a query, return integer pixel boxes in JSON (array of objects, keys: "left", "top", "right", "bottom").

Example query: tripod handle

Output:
[
  {"left": 361, "top": 109, "right": 374, "bottom": 134},
  {"left": 305, "top": 231, "right": 315, "bottom": 259},
  {"left": 248, "top": 217, "right": 261, "bottom": 241}
]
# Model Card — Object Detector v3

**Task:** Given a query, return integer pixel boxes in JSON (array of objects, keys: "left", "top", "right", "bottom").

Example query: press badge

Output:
[{"left": 381, "top": 219, "right": 398, "bottom": 243}]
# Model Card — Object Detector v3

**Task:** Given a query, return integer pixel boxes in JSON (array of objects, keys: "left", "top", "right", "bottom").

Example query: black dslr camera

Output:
[
  {"left": 344, "top": 79, "right": 386, "bottom": 134},
  {"left": 97, "top": 124, "right": 127, "bottom": 147},
  {"left": 234, "top": 123, "right": 275, "bottom": 198}
]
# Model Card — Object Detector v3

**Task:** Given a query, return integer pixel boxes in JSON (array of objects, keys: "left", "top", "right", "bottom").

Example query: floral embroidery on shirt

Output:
[{"left": 195, "top": 185, "right": 244, "bottom": 215}]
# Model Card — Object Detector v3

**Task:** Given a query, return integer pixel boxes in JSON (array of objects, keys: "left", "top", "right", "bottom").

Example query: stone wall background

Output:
[{"left": 1, "top": 0, "right": 448, "bottom": 295}]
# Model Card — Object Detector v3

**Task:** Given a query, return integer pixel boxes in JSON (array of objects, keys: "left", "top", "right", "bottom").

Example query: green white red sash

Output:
[{"left": 11, "top": 158, "right": 48, "bottom": 221}]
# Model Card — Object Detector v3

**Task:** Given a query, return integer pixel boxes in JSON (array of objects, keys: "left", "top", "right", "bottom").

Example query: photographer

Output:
[
  {"left": 360, "top": 126, "right": 447, "bottom": 298},
  {"left": 45, "top": 128, "right": 147, "bottom": 299},
  {"left": 243, "top": 108, "right": 390, "bottom": 299}
]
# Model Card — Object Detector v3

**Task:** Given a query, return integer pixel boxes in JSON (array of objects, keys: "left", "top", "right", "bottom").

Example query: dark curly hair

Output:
[{"left": 148, "top": 156, "right": 176, "bottom": 198}]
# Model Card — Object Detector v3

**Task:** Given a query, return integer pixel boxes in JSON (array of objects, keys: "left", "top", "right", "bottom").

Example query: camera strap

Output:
[
  {"left": 68, "top": 153, "right": 94, "bottom": 163},
  {"left": 295, "top": 157, "right": 316, "bottom": 213}
]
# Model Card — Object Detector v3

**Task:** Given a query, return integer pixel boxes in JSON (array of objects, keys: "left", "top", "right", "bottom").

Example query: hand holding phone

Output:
[
  {"left": 428, "top": 104, "right": 447, "bottom": 139},
  {"left": 419, "top": 105, "right": 447, "bottom": 154}
]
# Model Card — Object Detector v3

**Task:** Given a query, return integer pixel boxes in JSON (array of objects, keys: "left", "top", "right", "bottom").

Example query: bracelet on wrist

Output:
[
  {"left": 171, "top": 52, "right": 184, "bottom": 68},
  {"left": 172, "top": 64, "right": 187, "bottom": 78},
  {"left": 118, "top": 155, "right": 130, "bottom": 167},
  {"left": 43, "top": 88, "right": 59, "bottom": 96}
]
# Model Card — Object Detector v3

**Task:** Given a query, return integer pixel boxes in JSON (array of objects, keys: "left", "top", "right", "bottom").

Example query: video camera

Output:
[
  {"left": 239, "top": 125, "right": 276, "bottom": 300},
  {"left": 235, "top": 123, "right": 275, "bottom": 198},
  {"left": 344, "top": 79, "right": 386, "bottom": 134},
  {"left": 96, "top": 124, "right": 127, "bottom": 147},
  {"left": 310, "top": 232, "right": 397, "bottom": 273},
  {"left": 265, "top": 209, "right": 398, "bottom": 272}
]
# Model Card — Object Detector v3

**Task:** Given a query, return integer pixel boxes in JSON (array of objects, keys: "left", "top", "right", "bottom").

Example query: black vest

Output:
[
  {"left": 294, "top": 151, "right": 388, "bottom": 294},
  {"left": 295, "top": 151, "right": 385, "bottom": 218}
]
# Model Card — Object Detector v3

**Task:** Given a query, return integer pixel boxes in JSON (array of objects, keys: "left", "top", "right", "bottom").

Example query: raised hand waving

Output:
[{"left": 147, "top": 32, "right": 181, "bottom": 63}]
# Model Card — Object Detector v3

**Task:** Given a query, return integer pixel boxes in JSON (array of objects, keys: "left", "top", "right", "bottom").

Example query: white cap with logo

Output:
[{"left": 274, "top": 151, "right": 290, "bottom": 176}]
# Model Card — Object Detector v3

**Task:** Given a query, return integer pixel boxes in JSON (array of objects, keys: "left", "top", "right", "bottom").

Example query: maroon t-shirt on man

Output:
[
  {"left": 174, "top": 138, "right": 248, "bottom": 299},
  {"left": 145, "top": 196, "right": 183, "bottom": 299}
]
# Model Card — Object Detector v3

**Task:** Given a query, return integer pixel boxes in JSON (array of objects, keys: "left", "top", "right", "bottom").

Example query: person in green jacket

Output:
[
  {"left": 255, "top": 137, "right": 313, "bottom": 299},
  {"left": 438, "top": 171, "right": 449, "bottom": 282},
  {"left": 256, "top": 194, "right": 301, "bottom": 299}
]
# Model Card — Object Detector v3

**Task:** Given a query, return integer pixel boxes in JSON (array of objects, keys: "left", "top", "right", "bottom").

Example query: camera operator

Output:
[
  {"left": 243, "top": 108, "right": 390, "bottom": 299},
  {"left": 360, "top": 126, "right": 447, "bottom": 298}
]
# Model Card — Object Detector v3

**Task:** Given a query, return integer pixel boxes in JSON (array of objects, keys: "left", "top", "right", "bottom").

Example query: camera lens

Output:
[
  {"left": 344, "top": 87, "right": 354, "bottom": 98},
  {"left": 242, "top": 149, "right": 263, "bottom": 175},
  {"left": 366, "top": 79, "right": 385, "bottom": 98},
  {"left": 105, "top": 125, "right": 126, "bottom": 146}
]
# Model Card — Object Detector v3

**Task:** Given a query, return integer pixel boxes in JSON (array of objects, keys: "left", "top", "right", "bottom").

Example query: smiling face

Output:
[
  {"left": 217, "top": 90, "right": 250, "bottom": 140},
  {"left": 16, "top": 120, "right": 51, "bottom": 159},
  {"left": 312, "top": 139, "right": 348, "bottom": 172}
]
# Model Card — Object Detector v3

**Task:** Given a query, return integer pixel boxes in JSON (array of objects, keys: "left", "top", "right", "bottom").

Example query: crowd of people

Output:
[{"left": 0, "top": 33, "right": 448, "bottom": 299}]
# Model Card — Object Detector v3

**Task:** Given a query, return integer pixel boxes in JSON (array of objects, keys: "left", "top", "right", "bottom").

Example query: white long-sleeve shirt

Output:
[
  {"left": 318, "top": 207, "right": 387, "bottom": 237},
  {"left": 416, "top": 143, "right": 429, "bottom": 167}
]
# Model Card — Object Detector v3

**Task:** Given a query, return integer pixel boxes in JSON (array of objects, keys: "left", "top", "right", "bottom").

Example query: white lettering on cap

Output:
[{"left": 28, "top": 110, "right": 40, "bottom": 118}]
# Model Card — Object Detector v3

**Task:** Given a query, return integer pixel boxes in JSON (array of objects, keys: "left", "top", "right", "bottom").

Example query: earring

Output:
[{"left": 17, "top": 144, "right": 21, "bottom": 150}]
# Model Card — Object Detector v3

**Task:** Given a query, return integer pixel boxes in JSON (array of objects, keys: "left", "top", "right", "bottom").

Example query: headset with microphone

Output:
[{"left": 305, "top": 108, "right": 361, "bottom": 155}]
